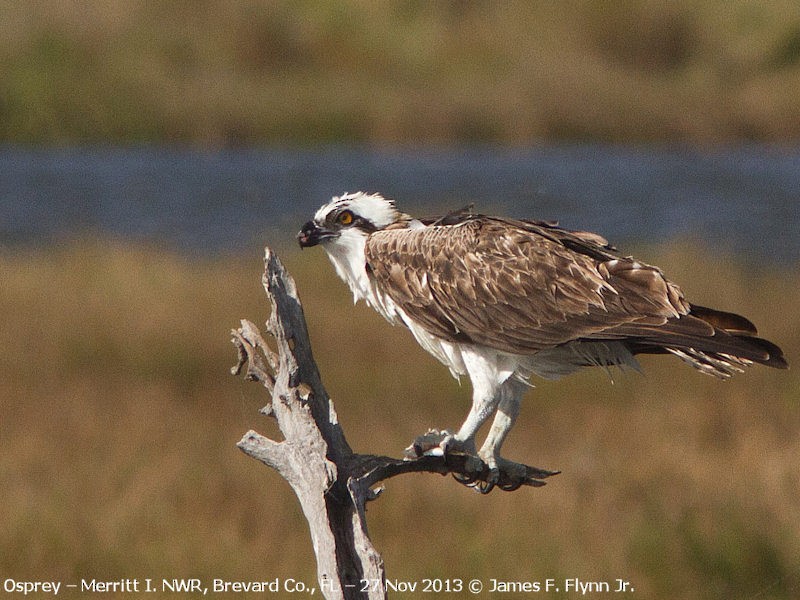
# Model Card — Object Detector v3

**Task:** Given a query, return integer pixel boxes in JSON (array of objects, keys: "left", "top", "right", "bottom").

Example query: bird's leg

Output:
[
  {"left": 479, "top": 394, "right": 519, "bottom": 466},
  {"left": 471, "top": 381, "right": 557, "bottom": 493},
  {"left": 442, "top": 357, "right": 506, "bottom": 456},
  {"left": 404, "top": 386, "right": 498, "bottom": 464},
  {"left": 448, "top": 390, "right": 499, "bottom": 454},
  {"left": 474, "top": 392, "right": 521, "bottom": 492},
  {"left": 433, "top": 387, "right": 501, "bottom": 487},
  {"left": 404, "top": 380, "right": 558, "bottom": 492}
]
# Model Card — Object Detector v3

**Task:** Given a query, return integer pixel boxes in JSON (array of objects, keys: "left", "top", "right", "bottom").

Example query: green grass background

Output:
[{"left": 2, "top": 0, "right": 800, "bottom": 145}]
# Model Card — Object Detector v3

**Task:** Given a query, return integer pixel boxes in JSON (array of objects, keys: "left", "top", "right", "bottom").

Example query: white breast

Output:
[{"left": 324, "top": 232, "right": 470, "bottom": 380}]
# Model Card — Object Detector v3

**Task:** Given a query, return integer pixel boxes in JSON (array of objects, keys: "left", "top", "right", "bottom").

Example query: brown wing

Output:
[
  {"left": 365, "top": 215, "right": 788, "bottom": 372},
  {"left": 364, "top": 216, "right": 692, "bottom": 354}
]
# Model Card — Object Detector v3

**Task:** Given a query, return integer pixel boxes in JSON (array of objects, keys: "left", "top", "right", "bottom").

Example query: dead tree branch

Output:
[{"left": 231, "top": 247, "right": 556, "bottom": 600}]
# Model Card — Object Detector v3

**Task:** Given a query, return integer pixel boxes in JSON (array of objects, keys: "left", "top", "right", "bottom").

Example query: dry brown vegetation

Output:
[
  {"left": 3, "top": 1, "right": 800, "bottom": 145},
  {"left": 1, "top": 239, "right": 798, "bottom": 598}
]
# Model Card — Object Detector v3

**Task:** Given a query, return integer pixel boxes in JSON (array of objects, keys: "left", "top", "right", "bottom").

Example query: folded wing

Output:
[{"left": 364, "top": 216, "right": 787, "bottom": 376}]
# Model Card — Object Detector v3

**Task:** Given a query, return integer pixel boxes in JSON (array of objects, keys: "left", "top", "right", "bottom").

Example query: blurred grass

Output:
[
  {"left": 1, "top": 238, "right": 798, "bottom": 598},
  {"left": 2, "top": 0, "right": 800, "bottom": 145}
]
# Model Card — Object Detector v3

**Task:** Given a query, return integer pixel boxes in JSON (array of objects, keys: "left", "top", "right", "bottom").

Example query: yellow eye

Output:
[{"left": 338, "top": 210, "right": 354, "bottom": 226}]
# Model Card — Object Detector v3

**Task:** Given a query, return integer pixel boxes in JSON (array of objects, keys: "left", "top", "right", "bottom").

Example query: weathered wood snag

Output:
[{"left": 231, "top": 248, "right": 555, "bottom": 600}]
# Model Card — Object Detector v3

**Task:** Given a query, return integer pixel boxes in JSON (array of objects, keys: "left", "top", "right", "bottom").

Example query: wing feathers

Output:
[
  {"left": 366, "top": 217, "right": 683, "bottom": 353},
  {"left": 364, "top": 215, "right": 787, "bottom": 374},
  {"left": 689, "top": 304, "right": 758, "bottom": 335}
]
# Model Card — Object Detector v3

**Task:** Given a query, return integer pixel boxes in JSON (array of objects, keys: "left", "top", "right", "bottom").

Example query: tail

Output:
[{"left": 627, "top": 304, "right": 788, "bottom": 378}]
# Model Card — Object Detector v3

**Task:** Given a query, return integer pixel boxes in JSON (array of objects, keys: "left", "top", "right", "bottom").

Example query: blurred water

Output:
[{"left": 1, "top": 145, "right": 798, "bottom": 264}]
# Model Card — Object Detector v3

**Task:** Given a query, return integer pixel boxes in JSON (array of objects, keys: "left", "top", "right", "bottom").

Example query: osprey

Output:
[{"left": 298, "top": 192, "right": 787, "bottom": 492}]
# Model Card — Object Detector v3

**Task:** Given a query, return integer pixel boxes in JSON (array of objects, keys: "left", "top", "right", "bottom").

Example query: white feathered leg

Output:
[
  {"left": 449, "top": 389, "right": 498, "bottom": 454},
  {"left": 406, "top": 348, "right": 559, "bottom": 492},
  {"left": 407, "top": 350, "right": 502, "bottom": 458},
  {"left": 478, "top": 379, "right": 524, "bottom": 471},
  {"left": 404, "top": 370, "right": 498, "bottom": 459},
  {"left": 448, "top": 349, "right": 509, "bottom": 453}
]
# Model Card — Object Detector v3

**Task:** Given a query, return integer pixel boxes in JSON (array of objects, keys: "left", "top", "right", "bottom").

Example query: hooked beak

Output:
[{"left": 297, "top": 220, "right": 337, "bottom": 248}]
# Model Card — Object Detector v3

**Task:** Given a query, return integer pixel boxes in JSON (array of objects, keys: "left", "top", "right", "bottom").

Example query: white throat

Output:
[
  {"left": 323, "top": 228, "right": 373, "bottom": 303},
  {"left": 322, "top": 227, "right": 406, "bottom": 327}
]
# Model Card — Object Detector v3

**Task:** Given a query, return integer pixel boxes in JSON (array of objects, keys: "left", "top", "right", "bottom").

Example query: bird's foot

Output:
[
  {"left": 404, "top": 430, "right": 558, "bottom": 493},
  {"left": 474, "top": 455, "right": 560, "bottom": 493},
  {"left": 457, "top": 456, "right": 559, "bottom": 494}
]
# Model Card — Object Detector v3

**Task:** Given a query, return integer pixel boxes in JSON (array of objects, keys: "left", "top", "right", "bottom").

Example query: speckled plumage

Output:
[
  {"left": 365, "top": 213, "right": 785, "bottom": 376},
  {"left": 298, "top": 192, "right": 786, "bottom": 489}
]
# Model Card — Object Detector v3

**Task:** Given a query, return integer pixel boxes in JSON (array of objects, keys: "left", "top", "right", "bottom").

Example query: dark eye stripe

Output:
[
  {"left": 324, "top": 207, "right": 378, "bottom": 234},
  {"left": 353, "top": 216, "right": 377, "bottom": 233}
]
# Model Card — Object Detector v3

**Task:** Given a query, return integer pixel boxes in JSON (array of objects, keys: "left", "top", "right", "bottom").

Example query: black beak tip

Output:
[{"left": 297, "top": 221, "right": 319, "bottom": 248}]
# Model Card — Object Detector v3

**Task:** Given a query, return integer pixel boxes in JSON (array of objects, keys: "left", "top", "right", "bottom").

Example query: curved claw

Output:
[
  {"left": 452, "top": 462, "right": 497, "bottom": 493},
  {"left": 452, "top": 459, "right": 557, "bottom": 493},
  {"left": 407, "top": 429, "right": 558, "bottom": 493},
  {"left": 454, "top": 472, "right": 496, "bottom": 494},
  {"left": 497, "top": 478, "right": 525, "bottom": 492},
  {"left": 474, "top": 478, "right": 496, "bottom": 494},
  {"left": 452, "top": 471, "right": 480, "bottom": 486},
  {"left": 464, "top": 466, "right": 499, "bottom": 494}
]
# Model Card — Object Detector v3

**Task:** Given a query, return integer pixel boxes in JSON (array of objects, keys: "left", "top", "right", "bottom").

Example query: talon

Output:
[
  {"left": 480, "top": 455, "right": 560, "bottom": 491},
  {"left": 452, "top": 454, "right": 485, "bottom": 487},
  {"left": 462, "top": 465, "right": 498, "bottom": 494},
  {"left": 475, "top": 475, "right": 497, "bottom": 495},
  {"left": 452, "top": 471, "right": 479, "bottom": 485},
  {"left": 497, "top": 479, "right": 524, "bottom": 492},
  {"left": 478, "top": 482, "right": 495, "bottom": 494}
]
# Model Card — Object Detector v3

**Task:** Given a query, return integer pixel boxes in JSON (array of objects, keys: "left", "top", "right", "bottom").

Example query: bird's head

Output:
[{"left": 297, "top": 192, "right": 405, "bottom": 248}]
